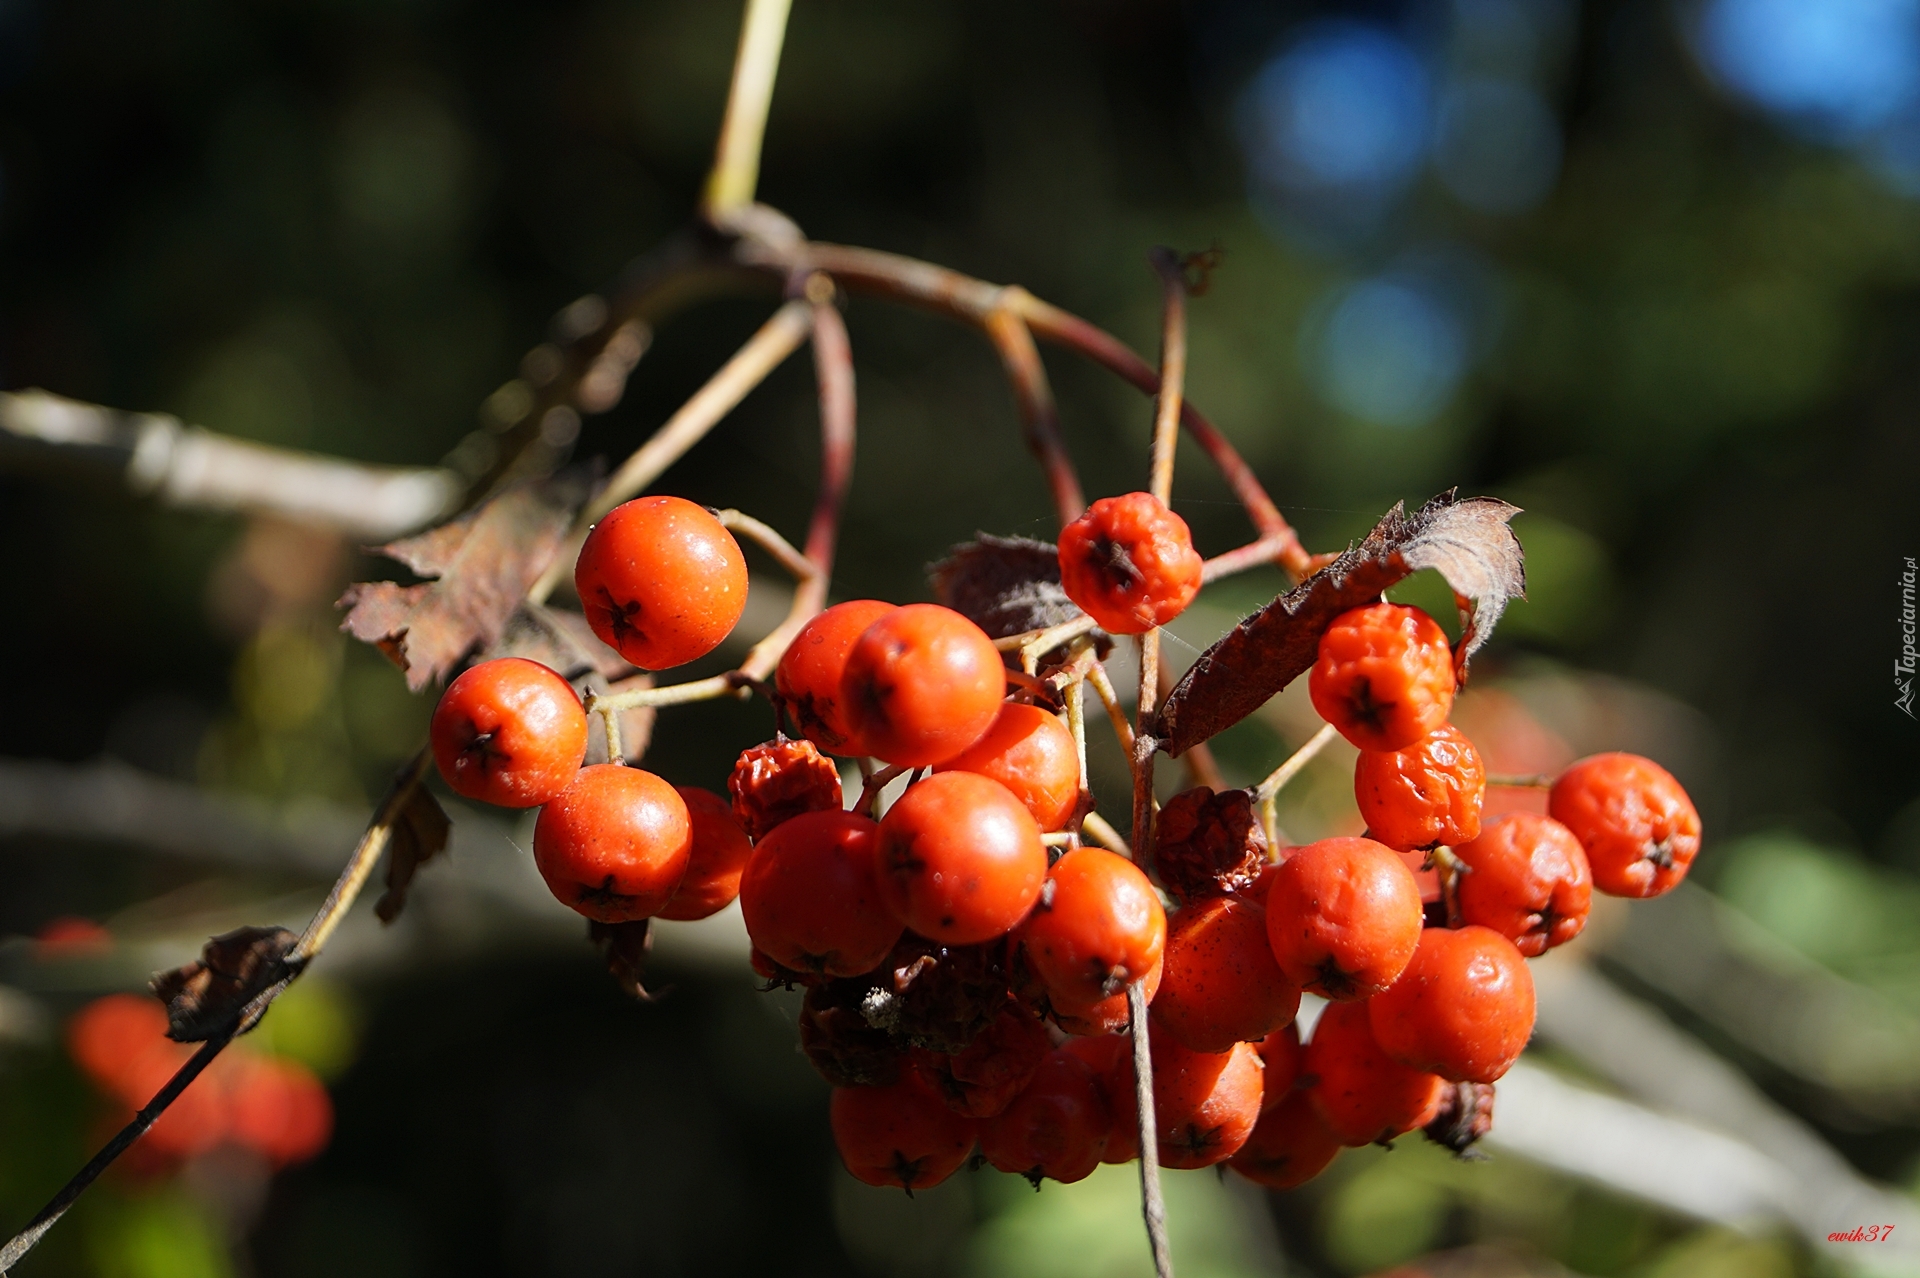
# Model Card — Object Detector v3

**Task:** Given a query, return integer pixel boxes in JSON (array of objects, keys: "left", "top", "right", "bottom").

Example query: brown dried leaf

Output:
[
  {"left": 338, "top": 469, "right": 593, "bottom": 690},
  {"left": 373, "top": 784, "right": 452, "bottom": 924},
  {"left": 151, "top": 925, "right": 298, "bottom": 1042},
  {"left": 485, "top": 604, "right": 636, "bottom": 683},
  {"left": 589, "top": 919, "right": 665, "bottom": 1001},
  {"left": 1154, "top": 492, "right": 1524, "bottom": 756},
  {"left": 930, "top": 534, "right": 1095, "bottom": 642}
]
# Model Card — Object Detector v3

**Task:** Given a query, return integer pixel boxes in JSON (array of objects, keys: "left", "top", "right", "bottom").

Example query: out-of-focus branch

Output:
[
  {"left": 983, "top": 303, "right": 1085, "bottom": 528},
  {"left": 803, "top": 273, "right": 857, "bottom": 614},
  {"left": 702, "top": 0, "right": 793, "bottom": 221},
  {"left": 0, "top": 390, "right": 462, "bottom": 540}
]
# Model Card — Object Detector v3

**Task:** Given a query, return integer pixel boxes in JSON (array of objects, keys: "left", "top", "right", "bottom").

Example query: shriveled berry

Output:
[
  {"left": 842, "top": 604, "right": 1007, "bottom": 768},
  {"left": 1354, "top": 723, "right": 1486, "bottom": 851},
  {"left": 800, "top": 978, "right": 903, "bottom": 1088},
  {"left": 738, "top": 810, "right": 901, "bottom": 977},
  {"left": 864, "top": 936, "right": 1011, "bottom": 1054},
  {"left": 1228, "top": 1089, "right": 1342, "bottom": 1189},
  {"left": 912, "top": 1003, "right": 1051, "bottom": 1118},
  {"left": 1264, "top": 837, "right": 1423, "bottom": 1000},
  {"left": 1056, "top": 492, "right": 1204, "bottom": 635},
  {"left": 655, "top": 786, "right": 755, "bottom": 921},
  {"left": 980, "top": 1048, "right": 1112, "bottom": 1186},
  {"left": 728, "top": 736, "right": 844, "bottom": 842},
  {"left": 776, "top": 599, "right": 897, "bottom": 755},
  {"left": 1423, "top": 1080, "right": 1496, "bottom": 1156},
  {"left": 532, "top": 765, "right": 691, "bottom": 923},
  {"left": 878, "top": 772, "right": 1046, "bottom": 946},
  {"left": 1304, "top": 1000, "right": 1446, "bottom": 1147},
  {"left": 1368, "top": 925, "right": 1535, "bottom": 1084},
  {"left": 1309, "top": 603, "right": 1455, "bottom": 752},
  {"left": 431, "top": 658, "right": 587, "bottom": 808},
  {"left": 1453, "top": 812, "right": 1592, "bottom": 955},
  {"left": 574, "top": 496, "right": 748, "bottom": 671},
  {"left": 1549, "top": 753, "right": 1701, "bottom": 898},
  {"left": 1153, "top": 786, "right": 1269, "bottom": 903},
  {"left": 1017, "top": 847, "right": 1167, "bottom": 1011},
  {"left": 831, "top": 1073, "right": 977, "bottom": 1192},
  {"left": 936, "top": 703, "right": 1081, "bottom": 832},
  {"left": 1154, "top": 893, "right": 1300, "bottom": 1054}
]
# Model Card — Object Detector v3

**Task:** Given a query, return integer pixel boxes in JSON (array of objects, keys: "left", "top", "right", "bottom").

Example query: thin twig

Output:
[
  {"left": 992, "top": 614, "right": 1101, "bottom": 674},
  {"left": 1201, "top": 532, "right": 1309, "bottom": 584},
  {"left": 1487, "top": 773, "right": 1556, "bottom": 789},
  {"left": 598, "top": 703, "right": 626, "bottom": 765},
  {"left": 1129, "top": 979, "right": 1174, "bottom": 1278},
  {"left": 528, "top": 300, "right": 813, "bottom": 605},
  {"left": 1255, "top": 723, "right": 1338, "bottom": 851},
  {"left": 702, "top": 0, "right": 794, "bottom": 220},
  {"left": 1146, "top": 249, "right": 1188, "bottom": 507},
  {"left": 859, "top": 763, "right": 911, "bottom": 818},
  {"left": 1081, "top": 812, "right": 1131, "bottom": 857},
  {"left": 983, "top": 306, "right": 1085, "bottom": 527},
  {"left": 803, "top": 274, "right": 857, "bottom": 618},
  {"left": 1086, "top": 660, "right": 1135, "bottom": 756},
  {"left": 0, "top": 749, "right": 433, "bottom": 1273}
]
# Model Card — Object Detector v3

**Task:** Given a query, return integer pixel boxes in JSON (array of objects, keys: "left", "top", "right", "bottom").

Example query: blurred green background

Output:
[{"left": 3, "top": 0, "right": 1920, "bottom": 1274}]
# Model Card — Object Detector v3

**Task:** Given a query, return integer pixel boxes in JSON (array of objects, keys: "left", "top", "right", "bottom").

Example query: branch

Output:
[
  {"left": 803, "top": 274, "right": 857, "bottom": 615},
  {"left": 702, "top": 0, "right": 794, "bottom": 221},
  {"left": 1146, "top": 249, "right": 1187, "bottom": 507},
  {"left": 0, "top": 390, "right": 461, "bottom": 540},
  {"left": 0, "top": 749, "right": 433, "bottom": 1274},
  {"left": 983, "top": 305, "right": 1085, "bottom": 527}
]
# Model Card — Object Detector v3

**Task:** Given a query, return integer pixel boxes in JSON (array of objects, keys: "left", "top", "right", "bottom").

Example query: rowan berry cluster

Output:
[{"left": 428, "top": 487, "right": 1702, "bottom": 1196}]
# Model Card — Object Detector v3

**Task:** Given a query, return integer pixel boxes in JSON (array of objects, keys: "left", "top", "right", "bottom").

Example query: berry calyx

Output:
[
  {"left": 654, "top": 786, "right": 755, "bottom": 922},
  {"left": 1137, "top": 1025, "right": 1265, "bottom": 1169},
  {"left": 1047, "top": 954, "right": 1163, "bottom": 1037},
  {"left": 1548, "top": 752, "right": 1702, "bottom": 898},
  {"left": 776, "top": 599, "right": 897, "bottom": 755},
  {"left": 1154, "top": 892, "right": 1300, "bottom": 1054},
  {"left": 1056, "top": 492, "right": 1204, "bottom": 635},
  {"left": 979, "top": 1048, "right": 1112, "bottom": 1186},
  {"left": 574, "top": 495, "right": 749, "bottom": 671},
  {"left": 532, "top": 765, "right": 692, "bottom": 922},
  {"left": 1368, "top": 925, "right": 1535, "bottom": 1084},
  {"left": 430, "top": 657, "right": 588, "bottom": 808},
  {"left": 841, "top": 603, "right": 1007, "bottom": 768},
  {"left": 1304, "top": 1000, "right": 1446, "bottom": 1147},
  {"left": 1264, "top": 837, "right": 1423, "bottom": 1000},
  {"left": 1227, "top": 1090, "right": 1342, "bottom": 1190},
  {"left": 1353, "top": 723, "right": 1487, "bottom": 852},
  {"left": 1017, "top": 847, "right": 1168, "bottom": 1011},
  {"left": 1308, "top": 603, "right": 1455, "bottom": 752},
  {"left": 727, "top": 735, "right": 844, "bottom": 842},
  {"left": 738, "top": 809, "right": 902, "bottom": 978},
  {"left": 935, "top": 703, "right": 1081, "bottom": 832},
  {"left": 830, "top": 1073, "right": 978, "bottom": 1192},
  {"left": 878, "top": 772, "right": 1047, "bottom": 945},
  {"left": 1452, "top": 812, "right": 1592, "bottom": 955}
]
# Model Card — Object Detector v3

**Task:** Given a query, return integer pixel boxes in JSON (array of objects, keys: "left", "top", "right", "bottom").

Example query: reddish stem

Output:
[
  {"left": 984, "top": 308, "right": 1086, "bottom": 528},
  {"left": 804, "top": 275, "right": 857, "bottom": 616}
]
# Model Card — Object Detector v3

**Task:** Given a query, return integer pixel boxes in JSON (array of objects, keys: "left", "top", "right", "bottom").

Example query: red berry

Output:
[
  {"left": 1154, "top": 893, "right": 1300, "bottom": 1054},
  {"left": 532, "top": 765, "right": 691, "bottom": 922},
  {"left": 655, "top": 787, "right": 755, "bottom": 921},
  {"left": 1057, "top": 1034, "right": 1138, "bottom": 1164},
  {"left": 1354, "top": 723, "right": 1486, "bottom": 851},
  {"left": 979, "top": 1048, "right": 1111, "bottom": 1185},
  {"left": 830, "top": 1073, "right": 978, "bottom": 1192},
  {"left": 1308, "top": 603, "right": 1455, "bottom": 752},
  {"left": 430, "top": 658, "right": 587, "bottom": 808},
  {"left": 913, "top": 1003, "right": 1052, "bottom": 1119},
  {"left": 228, "top": 1054, "right": 333, "bottom": 1168},
  {"left": 1017, "top": 847, "right": 1168, "bottom": 1011},
  {"left": 1048, "top": 954, "right": 1163, "bottom": 1037},
  {"left": 935, "top": 703, "right": 1081, "bottom": 832},
  {"left": 878, "top": 772, "right": 1046, "bottom": 945},
  {"left": 574, "top": 495, "right": 748, "bottom": 671},
  {"left": 1368, "top": 925, "right": 1535, "bottom": 1084},
  {"left": 738, "top": 809, "right": 901, "bottom": 977},
  {"left": 841, "top": 604, "right": 1007, "bottom": 767},
  {"left": 727, "top": 736, "right": 844, "bottom": 842},
  {"left": 1453, "top": 812, "right": 1592, "bottom": 955},
  {"left": 1255, "top": 1021, "right": 1303, "bottom": 1109},
  {"left": 1264, "top": 837, "right": 1423, "bottom": 1000},
  {"left": 1139, "top": 1025, "right": 1265, "bottom": 1169},
  {"left": 1056, "top": 492, "right": 1204, "bottom": 635},
  {"left": 1304, "top": 1000, "right": 1446, "bottom": 1146},
  {"left": 776, "top": 599, "right": 897, "bottom": 755},
  {"left": 1228, "top": 1089, "right": 1342, "bottom": 1189},
  {"left": 1548, "top": 753, "right": 1701, "bottom": 898}
]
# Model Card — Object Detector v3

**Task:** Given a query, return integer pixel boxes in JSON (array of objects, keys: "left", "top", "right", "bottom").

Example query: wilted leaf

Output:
[
  {"left": 1154, "top": 493, "right": 1524, "bottom": 756},
  {"left": 485, "top": 604, "right": 634, "bottom": 682},
  {"left": 930, "top": 534, "right": 1091, "bottom": 641},
  {"left": 339, "top": 469, "right": 593, "bottom": 690},
  {"left": 374, "top": 783, "right": 452, "bottom": 924},
  {"left": 589, "top": 919, "right": 664, "bottom": 1001},
  {"left": 152, "top": 925, "right": 298, "bottom": 1042}
]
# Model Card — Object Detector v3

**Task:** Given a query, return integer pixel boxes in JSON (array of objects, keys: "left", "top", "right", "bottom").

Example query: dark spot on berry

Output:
[
  {"left": 575, "top": 874, "right": 639, "bottom": 911},
  {"left": 598, "top": 588, "right": 648, "bottom": 650},
  {"left": 1343, "top": 679, "right": 1391, "bottom": 734},
  {"left": 1022, "top": 1166, "right": 1045, "bottom": 1190},
  {"left": 1311, "top": 955, "right": 1358, "bottom": 999},
  {"left": 1089, "top": 534, "right": 1144, "bottom": 596}
]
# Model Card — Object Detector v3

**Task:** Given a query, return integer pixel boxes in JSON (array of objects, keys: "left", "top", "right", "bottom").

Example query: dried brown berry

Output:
[
  {"left": 863, "top": 935, "right": 1012, "bottom": 1054},
  {"left": 728, "top": 736, "right": 844, "bottom": 842},
  {"left": 1153, "top": 787, "right": 1269, "bottom": 903},
  {"left": 910, "top": 1003, "right": 1051, "bottom": 1118},
  {"left": 1422, "top": 1080, "right": 1495, "bottom": 1158},
  {"left": 800, "top": 978, "right": 903, "bottom": 1088}
]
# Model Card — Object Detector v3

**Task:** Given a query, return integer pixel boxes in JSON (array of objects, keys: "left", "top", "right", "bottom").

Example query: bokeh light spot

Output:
[
  {"left": 1239, "top": 22, "right": 1433, "bottom": 194},
  {"left": 1694, "top": 0, "right": 1920, "bottom": 139},
  {"left": 1435, "top": 76, "right": 1563, "bottom": 213},
  {"left": 1308, "top": 277, "right": 1470, "bottom": 428}
]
